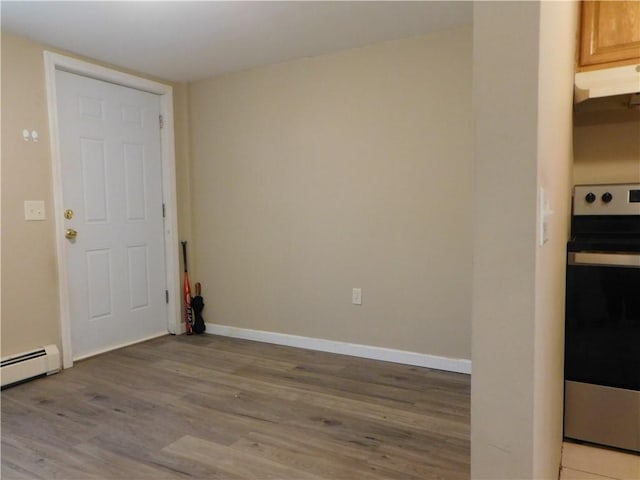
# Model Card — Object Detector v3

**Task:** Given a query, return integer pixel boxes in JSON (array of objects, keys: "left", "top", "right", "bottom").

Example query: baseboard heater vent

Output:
[{"left": 1, "top": 345, "right": 60, "bottom": 389}]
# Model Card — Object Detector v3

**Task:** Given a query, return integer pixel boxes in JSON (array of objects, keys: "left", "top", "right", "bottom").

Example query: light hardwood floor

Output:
[
  {"left": 561, "top": 441, "right": 640, "bottom": 480},
  {"left": 1, "top": 334, "right": 470, "bottom": 479}
]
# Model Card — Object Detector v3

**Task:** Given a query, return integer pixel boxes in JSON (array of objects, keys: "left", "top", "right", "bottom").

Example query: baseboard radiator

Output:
[{"left": 1, "top": 345, "right": 60, "bottom": 389}]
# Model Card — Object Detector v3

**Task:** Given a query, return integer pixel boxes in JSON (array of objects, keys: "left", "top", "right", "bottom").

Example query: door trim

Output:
[{"left": 44, "top": 52, "right": 181, "bottom": 368}]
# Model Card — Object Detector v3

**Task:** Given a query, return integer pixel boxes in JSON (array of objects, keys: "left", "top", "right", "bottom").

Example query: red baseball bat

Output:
[{"left": 181, "top": 241, "right": 193, "bottom": 335}]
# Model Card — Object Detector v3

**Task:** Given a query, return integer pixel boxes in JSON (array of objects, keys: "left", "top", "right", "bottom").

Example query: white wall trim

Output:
[
  {"left": 205, "top": 323, "right": 472, "bottom": 374},
  {"left": 43, "top": 52, "right": 181, "bottom": 369}
]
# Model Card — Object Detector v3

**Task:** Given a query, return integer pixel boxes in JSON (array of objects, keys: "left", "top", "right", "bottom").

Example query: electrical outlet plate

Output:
[
  {"left": 352, "top": 288, "right": 362, "bottom": 305},
  {"left": 24, "top": 200, "right": 46, "bottom": 221},
  {"left": 538, "top": 188, "right": 553, "bottom": 247}
]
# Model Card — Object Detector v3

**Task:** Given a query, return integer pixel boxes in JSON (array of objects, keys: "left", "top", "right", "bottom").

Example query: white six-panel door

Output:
[{"left": 55, "top": 70, "right": 167, "bottom": 360}]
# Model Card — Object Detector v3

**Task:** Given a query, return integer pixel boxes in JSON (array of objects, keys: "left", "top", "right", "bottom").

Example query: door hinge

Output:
[
  {"left": 166, "top": 290, "right": 169, "bottom": 304},
  {"left": 162, "top": 203, "right": 166, "bottom": 218},
  {"left": 159, "top": 114, "right": 164, "bottom": 129}
]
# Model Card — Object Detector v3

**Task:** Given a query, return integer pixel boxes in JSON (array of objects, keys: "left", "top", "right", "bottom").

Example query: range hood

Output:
[{"left": 574, "top": 64, "right": 640, "bottom": 103}]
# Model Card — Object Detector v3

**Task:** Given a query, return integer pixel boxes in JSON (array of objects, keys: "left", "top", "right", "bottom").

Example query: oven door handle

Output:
[{"left": 568, "top": 252, "right": 640, "bottom": 268}]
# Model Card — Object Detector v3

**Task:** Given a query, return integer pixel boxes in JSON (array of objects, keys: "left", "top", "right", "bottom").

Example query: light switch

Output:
[{"left": 24, "top": 200, "right": 46, "bottom": 221}]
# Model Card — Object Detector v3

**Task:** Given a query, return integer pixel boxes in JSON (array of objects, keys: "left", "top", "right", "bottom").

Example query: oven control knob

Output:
[
  {"left": 585, "top": 192, "right": 596, "bottom": 203},
  {"left": 602, "top": 192, "right": 613, "bottom": 203}
]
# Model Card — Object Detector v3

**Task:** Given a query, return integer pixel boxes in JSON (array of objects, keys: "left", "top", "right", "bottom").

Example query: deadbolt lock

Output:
[{"left": 64, "top": 209, "right": 74, "bottom": 220}]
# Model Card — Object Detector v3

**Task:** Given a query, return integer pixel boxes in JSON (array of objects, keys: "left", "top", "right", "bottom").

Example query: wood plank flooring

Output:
[{"left": 1, "top": 334, "right": 470, "bottom": 479}]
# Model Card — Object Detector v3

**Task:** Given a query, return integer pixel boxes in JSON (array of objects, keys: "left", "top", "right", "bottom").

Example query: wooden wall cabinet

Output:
[{"left": 578, "top": 0, "right": 640, "bottom": 71}]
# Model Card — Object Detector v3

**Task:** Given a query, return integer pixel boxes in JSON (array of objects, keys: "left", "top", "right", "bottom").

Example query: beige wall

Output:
[
  {"left": 188, "top": 27, "right": 473, "bottom": 359},
  {"left": 573, "top": 115, "right": 640, "bottom": 185},
  {"left": 471, "top": 1, "right": 576, "bottom": 478},
  {"left": 173, "top": 80, "right": 193, "bottom": 248},
  {"left": 1, "top": 33, "right": 60, "bottom": 356},
  {"left": 472, "top": 3, "right": 539, "bottom": 476},
  {"left": 533, "top": 1, "right": 577, "bottom": 477},
  {"left": 0, "top": 32, "right": 191, "bottom": 357}
]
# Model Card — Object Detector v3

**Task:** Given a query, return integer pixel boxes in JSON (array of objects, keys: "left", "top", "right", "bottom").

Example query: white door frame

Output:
[{"left": 44, "top": 52, "right": 181, "bottom": 368}]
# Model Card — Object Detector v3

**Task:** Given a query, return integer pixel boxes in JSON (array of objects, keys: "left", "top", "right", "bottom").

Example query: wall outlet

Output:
[
  {"left": 352, "top": 288, "right": 362, "bottom": 305},
  {"left": 24, "top": 200, "right": 46, "bottom": 221}
]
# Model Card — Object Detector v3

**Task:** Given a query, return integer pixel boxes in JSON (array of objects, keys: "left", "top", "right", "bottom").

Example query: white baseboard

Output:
[{"left": 204, "top": 323, "right": 471, "bottom": 375}]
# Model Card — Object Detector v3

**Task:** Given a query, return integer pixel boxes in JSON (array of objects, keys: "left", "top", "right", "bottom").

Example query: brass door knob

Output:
[{"left": 65, "top": 228, "right": 78, "bottom": 239}]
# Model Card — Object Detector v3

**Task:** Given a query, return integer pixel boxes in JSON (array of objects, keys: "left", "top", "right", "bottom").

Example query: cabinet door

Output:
[{"left": 579, "top": 0, "right": 640, "bottom": 70}]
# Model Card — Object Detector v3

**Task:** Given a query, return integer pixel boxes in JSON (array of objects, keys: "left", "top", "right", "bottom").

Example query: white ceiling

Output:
[{"left": 1, "top": 1, "right": 472, "bottom": 83}]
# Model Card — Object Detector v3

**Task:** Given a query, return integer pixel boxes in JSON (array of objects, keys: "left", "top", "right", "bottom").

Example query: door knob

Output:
[{"left": 65, "top": 228, "right": 78, "bottom": 239}]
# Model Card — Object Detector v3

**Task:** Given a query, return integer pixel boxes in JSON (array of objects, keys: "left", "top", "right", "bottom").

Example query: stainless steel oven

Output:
[{"left": 564, "top": 183, "right": 640, "bottom": 453}]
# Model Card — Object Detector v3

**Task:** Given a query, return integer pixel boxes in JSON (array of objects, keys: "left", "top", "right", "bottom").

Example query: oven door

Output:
[{"left": 565, "top": 251, "right": 640, "bottom": 391}]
